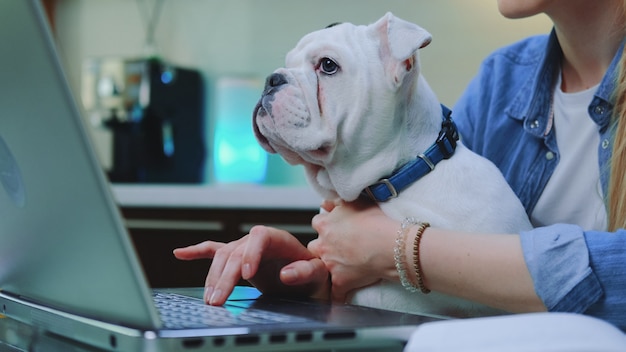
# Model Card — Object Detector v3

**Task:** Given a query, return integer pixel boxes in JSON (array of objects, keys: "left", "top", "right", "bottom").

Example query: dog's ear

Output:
[{"left": 371, "top": 12, "right": 432, "bottom": 87}]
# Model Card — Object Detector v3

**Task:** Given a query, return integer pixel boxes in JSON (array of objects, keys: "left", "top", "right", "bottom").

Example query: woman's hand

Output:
[
  {"left": 174, "top": 225, "right": 329, "bottom": 305},
  {"left": 308, "top": 198, "right": 399, "bottom": 302}
]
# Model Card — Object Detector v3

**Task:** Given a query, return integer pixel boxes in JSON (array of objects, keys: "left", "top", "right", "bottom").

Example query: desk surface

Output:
[{"left": 112, "top": 184, "right": 323, "bottom": 209}]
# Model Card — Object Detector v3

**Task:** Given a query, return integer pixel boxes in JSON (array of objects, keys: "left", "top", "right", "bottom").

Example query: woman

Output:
[
  {"left": 174, "top": 0, "right": 626, "bottom": 330},
  {"left": 308, "top": 0, "right": 626, "bottom": 325}
]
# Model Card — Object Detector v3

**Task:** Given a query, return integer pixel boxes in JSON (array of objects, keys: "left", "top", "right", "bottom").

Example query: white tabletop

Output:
[{"left": 111, "top": 184, "right": 323, "bottom": 209}]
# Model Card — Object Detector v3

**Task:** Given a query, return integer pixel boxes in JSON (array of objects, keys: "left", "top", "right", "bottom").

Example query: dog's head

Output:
[{"left": 253, "top": 12, "right": 438, "bottom": 201}]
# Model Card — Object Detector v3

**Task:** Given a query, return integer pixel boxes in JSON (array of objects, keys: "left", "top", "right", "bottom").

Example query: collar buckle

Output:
[
  {"left": 364, "top": 178, "right": 398, "bottom": 201},
  {"left": 436, "top": 108, "right": 459, "bottom": 159}
]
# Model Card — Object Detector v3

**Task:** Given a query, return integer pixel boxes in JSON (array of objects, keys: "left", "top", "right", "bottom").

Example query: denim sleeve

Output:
[
  {"left": 520, "top": 224, "right": 602, "bottom": 311},
  {"left": 520, "top": 224, "right": 626, "bottom": 330},
  {"left": 582, "top": 228, "right": 626, "bottom": 330}
]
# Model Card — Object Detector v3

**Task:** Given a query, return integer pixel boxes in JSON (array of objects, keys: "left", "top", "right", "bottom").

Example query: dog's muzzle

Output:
[
  {"left": 264, "top": 73, "right": 288, "bottom": 94},
  {"left": 252, "top": 72, "right": 290, "bottom": 154}
]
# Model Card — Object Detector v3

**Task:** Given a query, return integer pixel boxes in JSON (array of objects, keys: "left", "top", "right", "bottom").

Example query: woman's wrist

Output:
[
  {"left": 393, "top": 218, "right": 421, "bottom": 292},
  {"left": 407, "top": 226, "right": 546, "bottom": 312},
  {"left": 393, "top": 217, "right": 431, "bottom": 294},
  {"left": 410, "top": 221, "right": 431, "bottom": 294}
]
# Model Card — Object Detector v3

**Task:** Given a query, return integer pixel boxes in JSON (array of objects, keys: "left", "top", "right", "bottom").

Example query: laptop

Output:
[{"left": 0, "top": 1, "right": 441, "bottom": 351}]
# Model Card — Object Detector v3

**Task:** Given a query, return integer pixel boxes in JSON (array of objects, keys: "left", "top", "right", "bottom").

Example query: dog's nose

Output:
[{"left": 265, "top": 73, "right": 288, "bottom": 92}]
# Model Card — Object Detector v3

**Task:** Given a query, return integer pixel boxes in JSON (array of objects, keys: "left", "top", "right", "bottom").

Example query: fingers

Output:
[
  {"left": 320, "top": 198, "right": 344, "bottom": 213},
  {"left": 329, "top": 277, "right": 350, "bottom": 303},
  {"left": 172, "top": 239, "right": 234, "bottom": 304},
  {"left": 239, "top": 226, "right": 277, "bottom": 280},
  {"left": 204, "top": 225, "right": 318, "bottom": 306},
  {"left": 306, "top": 238, "right": 322, "bottom": 260},
  {"left": 310, "top": 212, "right": 330, "bottom": 245},
  {"left": 279, "top": 258, "right": 330, "bottom": 301},
  {"left": 204, "top": 239, "right": 245, "bottom": 305},
  {"left": 320, "top": 199, "right": 336, "bottom": 212},
  {"left": 237, "top": 226, "right": 309, "bottom": 279},
  {"left": 173, "top": 241, "right": 225, "bottom": 260},
  {"left": 306, "top": 239, "right": 348, "bottom": 302},
  {"left": 280, "top": 258, "right": 328, "bottom": 286}
]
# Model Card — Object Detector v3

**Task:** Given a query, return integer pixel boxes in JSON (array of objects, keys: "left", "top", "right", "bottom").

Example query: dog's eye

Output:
[{"left": 318, "top": 57, "right": 339, "bottom": 75}]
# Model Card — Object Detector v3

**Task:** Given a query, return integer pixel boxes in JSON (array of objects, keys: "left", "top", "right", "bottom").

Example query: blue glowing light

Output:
[
  {"left": 160, "top": 70, "right": 173, "bottom": 84},
  {"left": 162, "top": 121, "right": 175, "bottom": 157},
  {"left": 213, "top": 78, "right": 267, "bottom": 183}
]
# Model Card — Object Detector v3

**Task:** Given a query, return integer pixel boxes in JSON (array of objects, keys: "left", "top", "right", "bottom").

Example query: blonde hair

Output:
[{"left": 607, "top": 38, "right": 626, "bottom": 231}]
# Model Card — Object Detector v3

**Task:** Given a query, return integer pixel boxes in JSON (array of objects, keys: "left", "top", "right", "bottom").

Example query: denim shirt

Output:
[{"left": 454, "top": 29, "right": 626, "bottom": 330}]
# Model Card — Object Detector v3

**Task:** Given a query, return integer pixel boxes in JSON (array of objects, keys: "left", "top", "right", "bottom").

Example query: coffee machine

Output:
[{"left": 83, "top": 57, "right": 205, "bottom": 183}]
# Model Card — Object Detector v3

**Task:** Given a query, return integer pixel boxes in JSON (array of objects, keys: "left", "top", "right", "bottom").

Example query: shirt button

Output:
[
  {"left": 530, "top": 120, "right": 540, "bottom": 129},
  {"left": 545, "top": 151, "right": 555, "bottom": 160},
  {"left": 602, "top": 139, "right": 610, "bottom": 149},
  {"left": 594, "top": 105, "right": 606, "bottom": 116}
]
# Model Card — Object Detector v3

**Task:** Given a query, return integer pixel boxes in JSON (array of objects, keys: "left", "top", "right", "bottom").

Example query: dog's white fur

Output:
[{"left": 253, "top": 13, "right": 532, "bottom": 317}]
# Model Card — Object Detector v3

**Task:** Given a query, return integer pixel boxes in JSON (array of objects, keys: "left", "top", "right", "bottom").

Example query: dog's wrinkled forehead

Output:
[
  {"left": 283, "top": 12, "right": 433, "bottom": 76},
  {"left": 285, "top": 22, "right": 365, "bottom": 67}
]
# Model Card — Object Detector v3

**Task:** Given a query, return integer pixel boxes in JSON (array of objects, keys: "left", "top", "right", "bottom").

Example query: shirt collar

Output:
[
  {"left": 506, "top": 29, "right": 562, "bottom": 137},
  {"left": 506, "top": 29, "right": 625, "bottom": 134}
]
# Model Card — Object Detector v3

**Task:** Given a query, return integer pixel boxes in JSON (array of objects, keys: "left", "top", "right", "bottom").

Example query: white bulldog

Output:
[{"left": 253, "top": 12, "right": 532, "bottom": 317}]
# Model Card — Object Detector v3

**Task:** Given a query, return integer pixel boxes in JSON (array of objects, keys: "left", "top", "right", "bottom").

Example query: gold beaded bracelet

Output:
[{"left": 412, "top": 221, "right": 431, "bottom": 294}]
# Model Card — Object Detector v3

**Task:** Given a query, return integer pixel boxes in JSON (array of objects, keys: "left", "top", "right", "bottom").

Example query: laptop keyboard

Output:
[{"left": 153, "top": 292, "right": 309, "bottom": 329}]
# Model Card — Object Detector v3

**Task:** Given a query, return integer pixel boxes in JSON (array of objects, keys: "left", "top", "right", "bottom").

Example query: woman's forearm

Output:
[{"left": 407, "top": 227, "right": 547, "bottom": 313}]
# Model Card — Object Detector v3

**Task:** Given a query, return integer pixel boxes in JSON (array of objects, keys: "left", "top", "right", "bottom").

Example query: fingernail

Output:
[
  {"left": 242, "top": 263, "right": 251, "bottom": 279},
  {"left": 209, "top": 289, "right": 223, "bottom": 305},
  {"left": 281, "top": 268, "right": 297, "bottom": 284},
  {"left": 204, "top": 286, "right": 213, "bottom": 303}
]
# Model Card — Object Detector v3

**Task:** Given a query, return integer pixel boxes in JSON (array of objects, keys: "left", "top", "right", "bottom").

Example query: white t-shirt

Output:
[{"left": 530, "top": 76, "right": 607, "bottom": 230}]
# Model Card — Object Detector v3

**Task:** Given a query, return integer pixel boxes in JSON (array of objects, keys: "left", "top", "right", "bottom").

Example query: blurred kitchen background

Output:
[{"left": 46, "top": 0, "right": 551, "bottom": 186}]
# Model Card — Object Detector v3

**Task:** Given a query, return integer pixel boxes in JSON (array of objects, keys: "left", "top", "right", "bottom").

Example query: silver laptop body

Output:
[{"left": 0, "top": 1, "right": 440, "bottom": 351}]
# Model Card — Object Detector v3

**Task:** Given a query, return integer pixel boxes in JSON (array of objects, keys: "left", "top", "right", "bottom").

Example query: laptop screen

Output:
[{"left": 0, "top": 0, "right": 160, "bottom": 329}]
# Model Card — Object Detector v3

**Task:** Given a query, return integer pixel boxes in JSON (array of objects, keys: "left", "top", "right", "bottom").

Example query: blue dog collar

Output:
[{"left": 364, "top": 104, "right": 459, "bottom": 202}]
